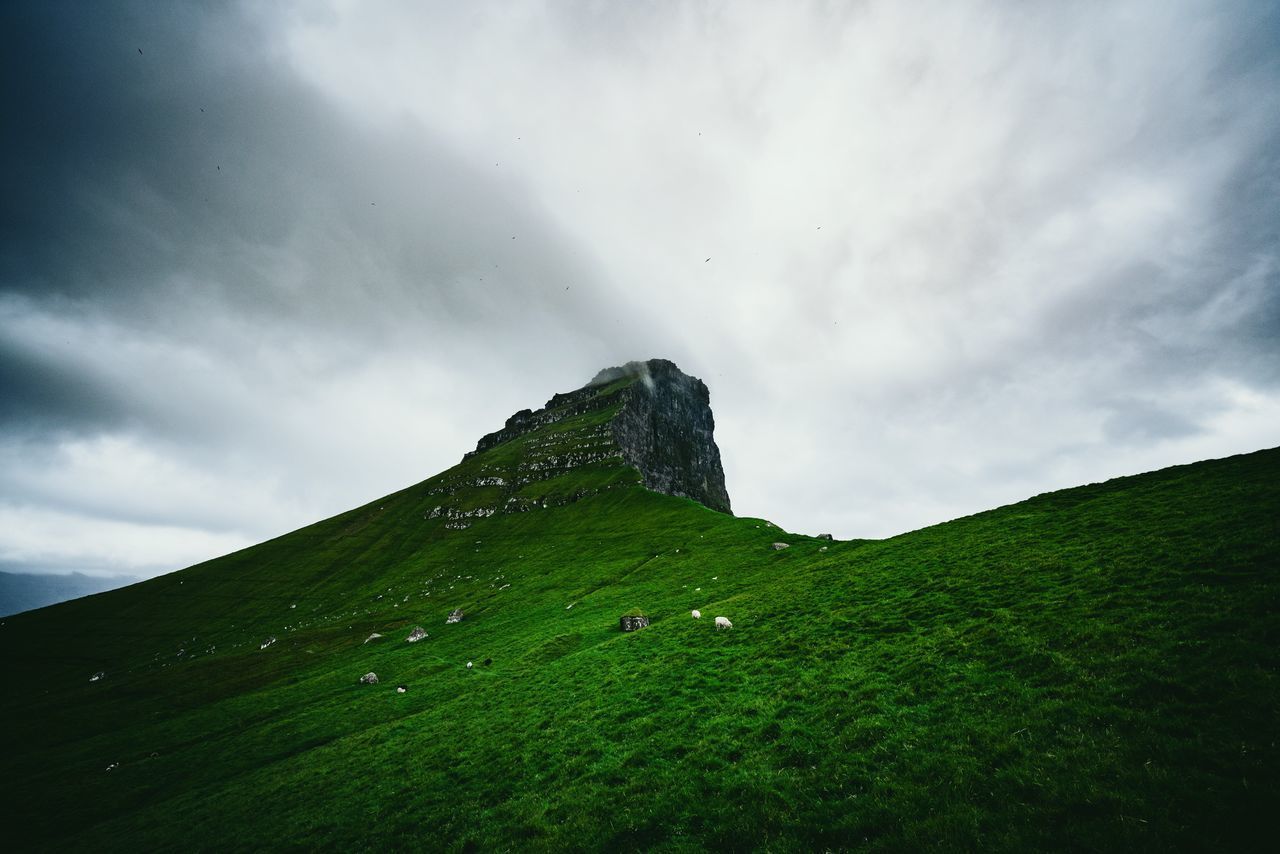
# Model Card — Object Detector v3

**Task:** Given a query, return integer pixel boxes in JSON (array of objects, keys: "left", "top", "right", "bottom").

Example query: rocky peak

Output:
[
  {"left": 464, "top": 359, "right": 731, "bottom": 514},
  {"left": 602, "top": 360, "right": 731, "bottom": 514}
]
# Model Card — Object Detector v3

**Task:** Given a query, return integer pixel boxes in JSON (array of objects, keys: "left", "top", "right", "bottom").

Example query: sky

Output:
[{"left": 1, "top": 0, "right": 1278, "bottom": 580}]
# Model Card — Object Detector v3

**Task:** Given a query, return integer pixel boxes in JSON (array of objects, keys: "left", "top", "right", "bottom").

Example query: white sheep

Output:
[
  {"left": 715, "top": 616, "right": 733, "bottom": 630},
  {"left": 691, "top": 609, "right": 701, "bottom": 619}
]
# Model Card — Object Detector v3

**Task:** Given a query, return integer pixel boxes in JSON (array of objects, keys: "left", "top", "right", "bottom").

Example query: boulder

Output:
[
  {"left": 817, "top": 533, "right": 834, "bottom": 541},
  {"left": 359, "top": 672, "right": 379, "bottom": 685},
  {"left": 446, "top": 609, "right": 464, "bottom": 624},
  {"left": 619, "top": 614, "right": 649, "bottom": 632},
  {"left": 396, "top": 685, "right": 407, "bottom": 694},
  {"left": 771, "top": 542, "right": 790, "bottom": 550},
  {"left": 407, "top": 626, "right": 428, "bottom": 643}
]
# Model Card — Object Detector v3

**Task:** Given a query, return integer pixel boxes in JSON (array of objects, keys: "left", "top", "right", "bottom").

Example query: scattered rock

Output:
[
  {"left": 771, "top": 542, "right": 790, "bottom": 550},
  {"left": 359, "top": 672, "right": 379, "bottom": 685},
  {"left": 407, "top": 626, "right": 428, "bottom": 643},
  {"left": 259, "top": 636, "right": 276, "bottom": 649},
  {"left": 89, "top": 671, "right": 105, "bottom": 682},
  {"left": 446, "top": 609, "right": 464, "bottom": 624},
  {"left": 620, "top": 614, "right": 649, "bottom": 632},
  {"left": 364, "top": 633, "right": 383, "bottom": 644}
]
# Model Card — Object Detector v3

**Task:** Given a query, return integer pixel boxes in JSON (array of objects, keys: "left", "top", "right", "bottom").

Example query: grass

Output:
[{"left": 0, "top": 430, "right": 1277, "bottom": 851}]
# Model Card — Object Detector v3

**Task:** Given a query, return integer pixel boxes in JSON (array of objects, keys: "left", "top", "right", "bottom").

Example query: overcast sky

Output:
[{"left": 2, "top": 0, "right": 1277, "bottom": 579}]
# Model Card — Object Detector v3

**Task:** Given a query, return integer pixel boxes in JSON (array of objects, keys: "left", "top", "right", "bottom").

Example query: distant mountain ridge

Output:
[{"left": 0, "top": 571, "right": 139, "bottom": 617}]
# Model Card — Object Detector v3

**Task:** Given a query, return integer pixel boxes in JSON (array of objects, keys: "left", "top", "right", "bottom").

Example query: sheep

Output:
[
  {"left": 715, "top": 616, "right": 733, "bottom": 630},
  {"left": 691, "top": 609, "right": 701, "bottom": 619}
]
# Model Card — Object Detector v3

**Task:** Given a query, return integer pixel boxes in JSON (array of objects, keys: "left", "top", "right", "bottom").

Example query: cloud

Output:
[{"left": 1, "top": 0, "right": 1277, "bottom": 577}]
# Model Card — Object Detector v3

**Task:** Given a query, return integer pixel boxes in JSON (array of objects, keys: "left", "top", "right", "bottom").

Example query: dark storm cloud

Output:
[
  {"left": 1, "top": 0, "right": 631, "bottom": 405},
  {"left": 0, "top": 331, "right": 132, "bottom": 433}
]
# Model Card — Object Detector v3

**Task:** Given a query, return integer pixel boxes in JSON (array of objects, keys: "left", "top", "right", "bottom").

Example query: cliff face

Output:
[
  {"left": 600, "top": 360, "right": 732, "bottom": 514},
  {"left": 464, "top": 359, "right": 731, "bottom": 514}
]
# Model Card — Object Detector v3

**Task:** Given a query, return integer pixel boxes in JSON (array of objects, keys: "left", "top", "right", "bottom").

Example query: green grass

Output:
[{"left": 1, "top": 441, "right": 1277, "bottom": 851}]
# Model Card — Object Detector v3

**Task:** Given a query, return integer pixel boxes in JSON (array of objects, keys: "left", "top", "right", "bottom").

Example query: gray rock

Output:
[
  {"left": 359, "top": 672, "right": 378, "bottom": 685},
  {"left": 446, "top": 609, "right": 464, "bottom": 624},
  {"left": 463, "top": 359, "right": 732, "bottom": 515},
  {"left": 817, "top": 533, "right": 834, "bottom": 540},
  {"left": 606, "top": 360, "right": 732, "bottom": 514},
  {"left": 407, "top": 626, "right": 428, "bottom": 642},
  {"left": 619, "top": 614, "right": 649, "bottom": 632},
  {"left": 771, "top": 542, "right": 790, "bottom": 550}
]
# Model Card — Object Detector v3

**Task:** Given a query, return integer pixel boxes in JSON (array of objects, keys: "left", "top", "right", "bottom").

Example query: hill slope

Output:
[{"left": 1, "top": 364, "right": 1276, "bottom": 851}]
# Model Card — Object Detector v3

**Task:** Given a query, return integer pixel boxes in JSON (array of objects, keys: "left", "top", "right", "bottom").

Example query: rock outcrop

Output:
[
  {"left": 604, "top": 360, "right": 731, "bottom": 514},
  {"left": 463, "top": 359, "right": 731, "bottom": 514}
]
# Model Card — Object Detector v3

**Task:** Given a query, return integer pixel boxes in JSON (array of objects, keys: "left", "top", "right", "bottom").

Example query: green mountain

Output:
[{"left": 1, "top": 360, "right": 1276, "bottom": 851}]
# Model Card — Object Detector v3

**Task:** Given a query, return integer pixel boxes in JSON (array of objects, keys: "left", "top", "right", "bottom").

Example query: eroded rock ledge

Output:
[{"left": 464, "top": 359, "right": 731, "bottom": 514}]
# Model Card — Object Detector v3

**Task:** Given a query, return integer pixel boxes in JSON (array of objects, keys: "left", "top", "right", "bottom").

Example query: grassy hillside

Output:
[{"left": 1, "top": 442, "right": 1277, "bottom": 851}]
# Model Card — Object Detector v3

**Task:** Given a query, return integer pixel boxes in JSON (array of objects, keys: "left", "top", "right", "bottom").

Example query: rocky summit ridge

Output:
[{"left": 461, "top": 358, "right": 731, "bottom": 515}]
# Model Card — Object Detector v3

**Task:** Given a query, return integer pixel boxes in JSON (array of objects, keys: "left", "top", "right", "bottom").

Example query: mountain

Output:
[
  {"left": 1, "top": 360, "right": 1276, "bottom": 851},
  {"left": 0, "top": 571, "right": 140, "bottom": 618}
]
